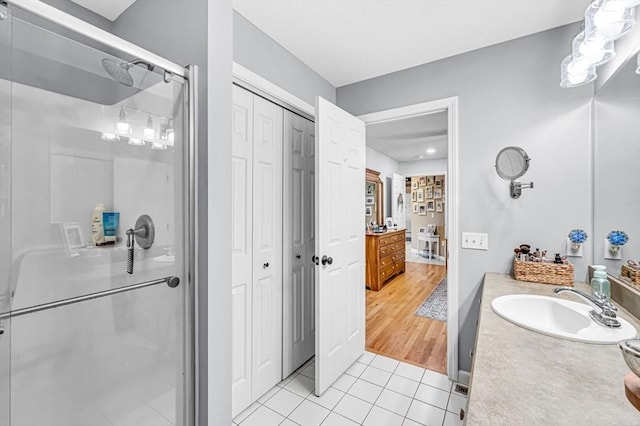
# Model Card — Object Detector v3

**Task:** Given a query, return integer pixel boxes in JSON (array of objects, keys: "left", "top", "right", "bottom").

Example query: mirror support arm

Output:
[{"left": 510, "top": 181, "right": 534, "bottom": 199}]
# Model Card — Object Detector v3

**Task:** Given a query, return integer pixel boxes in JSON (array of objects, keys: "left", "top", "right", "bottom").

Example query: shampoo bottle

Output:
[
  {"left": 91, "top": 203, "right": 106, "bottom": 246},
  {"left": 591, "top": 265, "right": 610, "bottom": 298}
]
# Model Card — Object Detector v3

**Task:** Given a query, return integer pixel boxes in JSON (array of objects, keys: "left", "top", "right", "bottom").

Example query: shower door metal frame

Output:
[{"left": 2, "top": 1, "right": 198, "bottom": 425}]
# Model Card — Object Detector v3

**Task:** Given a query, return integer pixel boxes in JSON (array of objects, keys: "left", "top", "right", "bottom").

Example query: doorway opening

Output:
[{"left": 359, "top": 98, "right": 459, "bottom": 381}]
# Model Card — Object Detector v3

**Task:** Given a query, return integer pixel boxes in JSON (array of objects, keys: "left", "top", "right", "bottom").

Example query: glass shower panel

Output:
[{"left": 2, "top": 7, "right": 189, "bottom": 426}]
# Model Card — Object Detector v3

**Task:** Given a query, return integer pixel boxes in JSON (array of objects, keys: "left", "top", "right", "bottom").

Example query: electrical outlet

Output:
[{"left": 462, "top": 232, "right": 489, "bottom": 250}]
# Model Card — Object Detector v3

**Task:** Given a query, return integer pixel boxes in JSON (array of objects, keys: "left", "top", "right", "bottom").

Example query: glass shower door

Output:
[{"left": 0, "top": 5, "right": 192, "bottom": 426}]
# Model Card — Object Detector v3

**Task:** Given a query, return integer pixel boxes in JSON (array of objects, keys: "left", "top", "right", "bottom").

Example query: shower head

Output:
[{"left": 101, "top": 58, "right": 155, "bottom": 87}]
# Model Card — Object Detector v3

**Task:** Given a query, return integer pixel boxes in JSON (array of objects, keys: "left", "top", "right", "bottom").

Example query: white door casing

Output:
[
  {"left": 231, "top": 85, "right": 253, "bottom": 415},
  {"left": 314, "top": 97, "right": 366, "bottom": 396},
  {"left": 283, "top": 111, "right": 315, "bottom": 377}
]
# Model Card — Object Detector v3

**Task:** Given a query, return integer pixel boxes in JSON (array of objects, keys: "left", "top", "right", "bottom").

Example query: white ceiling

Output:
[
  {"left": 70, "top": 0, "right": 136, "bottom": 21},
  {"left": 367, "top": 112, "right": 448, "bottom": 162},
  {"left": 233, "top": 0, "right": 590, "bottom": 87}
]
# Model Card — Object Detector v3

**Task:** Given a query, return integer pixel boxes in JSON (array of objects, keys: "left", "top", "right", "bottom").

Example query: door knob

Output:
[
  {"left": 312, "top": 255, "right": 319, "bottom": 265},
  {"left": 263, "top": 262, "right": 269, "bottom": 269},
  {"left": 296, "top": 254, "right": 301, "bottom": 259},
  {"left": 321, "top": 255, "right": 333, "bottom": 266}
]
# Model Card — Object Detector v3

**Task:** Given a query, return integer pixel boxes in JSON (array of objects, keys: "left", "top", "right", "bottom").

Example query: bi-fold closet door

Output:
[{"left": 231, "top": 85, "right": 283, "bottom": 416}]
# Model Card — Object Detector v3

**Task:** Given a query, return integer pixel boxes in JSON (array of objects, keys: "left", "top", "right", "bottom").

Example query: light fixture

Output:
[
  {"left": 606, "top": 0, "right": 640, "bottom": 7},
  {"left": 143, "top": 114, "right": 156, "bottom": 142},
  {"left": 584, "top": 0, "right": 636, "bottom": 42},
  {"left": 635, "top": 52, "right": 640, "bottom": 74},
  {"left": 116, "top": 106, "right": 130, "bottom": 135},
  {"left": 100, "top": 132, "right": 119, "bottom": 141},
  {"left": 560, "top": 54, "right": 597, "bottom": 87},
  {"left": 572, "top": 31, "right": 615, "bottom": 66},
  {"left": 128, "top": 137, "right": 144, "bottom": 146},
  {"left": 161, "top": 119, "right": 175, "bottom": 147},
  {"left": 426, "top": 148, "right": 436, "bottom": 154},
  {"left": 151, "top": 141, "right": 167, "bottom": 150}
]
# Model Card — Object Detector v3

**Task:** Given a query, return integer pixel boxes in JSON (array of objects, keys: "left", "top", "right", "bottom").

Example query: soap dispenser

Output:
[{"left": 591, "top": 265, "right": 610, "bottom": 298}]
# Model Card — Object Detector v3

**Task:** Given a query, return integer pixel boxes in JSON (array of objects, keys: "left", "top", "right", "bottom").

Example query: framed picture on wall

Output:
[
  {"left": 416, "top": 189, "right": 424, "bottom": 202},
  {"left": 418, "top": 176, "right": 427, "bottom": 186},
  {"left": 436, "top": 201, "right": 443, "bottom": 212},
  {"left": 435, "top": 178, "right": 442, "bottom": 188},
  {"left": 367, "top": 183, "right": 374, "bottom": 195},
  {"left": 365, "top": 206, "right": 372, "bottom": 216},
  {"left": 434, "top": 188, "right": 442, "bottom": 199},
  {"left": 427, "top": 176, "right": 434, "bottom": 185},
  {"left": 61, "top": 222, "right": 84, "bottom": 257},
  {"left": 425, "top": 186, "right": 433, "bottom": 199},
  {"left": 418, "top": 204, "right": 426, "bottom": 215},
  {"left": 413, "top": 203, "right": 419, "bottom": 213},
  {"left": 412, "top": 191, "right": 417, "bottom": 202},
  {"left": 411, "top": 181, "right": 418, "bottom": 190},
  {"left": 366, "top": 196, "right": 375, "bottom": 205},
  {"left": 427, "top": 200, "right": 435, "bottom": 211}
]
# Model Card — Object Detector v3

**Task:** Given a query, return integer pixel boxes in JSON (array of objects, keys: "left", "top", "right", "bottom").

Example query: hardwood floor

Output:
[{"left": 366, "top": 261, "right": 447, "bottom": 374}]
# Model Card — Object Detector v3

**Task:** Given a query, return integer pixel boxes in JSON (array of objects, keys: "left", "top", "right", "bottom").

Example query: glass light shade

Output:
[
  {"left": 151, "top": 141, "right": 167, "bottom": 150},
  {"left": 100, "top": 132, "right": 119, "bottom": 141},
  {"left": 585, "top": 0, "right": 636, "bottom": 41},
  {"left": 160, "top": 119, "right": 175, "bottom": 147},
  {"left": 636, "top": 52, "right": 640, "bottom": 74},
  {"left": 115, "top": 106, "right": 130, "bottom": 135},
  {"left": 572, "top": 31, "right": 615, "bottom": 66},
  {"left": 143, "top": 115, "right": 156, "bottom": 141},
  {"left": 560, "top": 55, "right": 597, "bottom": 88},
  {"left": 128, "top": 137, "right": 144, "bottom": 146},
  {"left": 604, "top": 0, "right": 640, "bottom": 9}
]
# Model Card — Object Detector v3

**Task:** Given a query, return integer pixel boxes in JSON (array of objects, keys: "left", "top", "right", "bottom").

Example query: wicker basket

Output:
[
  {"left": 620, "top": 264, "right": 640, "bottom": 289},
  {"left": 513, "top": 257, "right": 574, "bottom": 286}
]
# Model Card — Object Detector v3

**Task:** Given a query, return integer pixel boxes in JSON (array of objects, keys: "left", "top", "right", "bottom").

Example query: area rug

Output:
[{"left": 414, "top": 276, "right": 447, "bottom": 321}]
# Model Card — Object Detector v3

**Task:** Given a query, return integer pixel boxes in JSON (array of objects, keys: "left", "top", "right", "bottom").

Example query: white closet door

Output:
[
  {"left": 231, "top": 85, "right": 254, "bottom": 416},
  {"left": 314, "top": 97, "right": 366, "bottom": 396},
  {"left": 251, "top": 96, "right": 283, "bottom": 400},
  {"left": 283, "top": 112, "right": 315, "bottom": 377}
]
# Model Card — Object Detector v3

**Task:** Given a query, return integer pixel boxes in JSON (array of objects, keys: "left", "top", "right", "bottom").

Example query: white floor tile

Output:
[
  {"left": 363, "top": 405, "right": 405, "bottom": 426},
  {"left": 446, "top": 393, "right": 467, "bottom": 414},
  {"left": 370, "top": 355, "right": 400, "bottom": 373},
  {"left": 394, "top": 362, "right": 426, "bottom": 382},
  {"left": 240, "top": 405, "right": 286, "bottom": 426},
  {"left": 420, "top": 369, "right": 452, "bottom": 392},
  {"left": 333, "top": 394, "right": 374, "bottom": 424},
  {"left": 263, "top": 388, "right": 304, "bottom": 417},
  {"left": 345, "top": 361, "right": 368, "bottom": 377},
  {"left": 385, "top": 375, "right": 420, "bottom": 398},
  {"left": 360, "top": 365, "right": 392, "bottom": 387},
  {"left": 278, "top": 373, "right": 299, "bottom": 388},
  {"left": 280, "top": 419, "right": 299, "bottom": 426},
  {"left": 284, "top": 374, "right": 315, "bottom": 398},
  {"left": 321, "top": 412, "right": 360, "bottom": 426},
  {"left": 332, "top": 373, "right": 357, "bottom": 392},
  {"left": 402, "top": 418, "right": 423, "bottom": 426},
  {"left": 414, "top": 383, "right": 450, "bottom": 409},
  {"left": 288, "top": 399, "right": 330, "bottom": 426},
  {"left": 358, "top": 352, "right": 376, "bottom": 365},
  {"left": 233, "top": 402, "right": 261, "bottom": 424},
  {"left": 443, "top": 410, "right": 464, "bottom": 426},
  {"left": 375, "top": 389, "right": 412, "bottom": 417},
  {"left": 306, "top": 387, "right": 345, "bottom": 410},
  {"left": 257, "top": 386, "right": 281, "bottom": 404},
  {"left": 300, "top": 364, "right": 316, "bottom": 380},
  {"left": 347, "top": 379, "right": 383, "bottom": 404},
  {"left": 406, "top": 400, "right": 446, "bottom": 426}
]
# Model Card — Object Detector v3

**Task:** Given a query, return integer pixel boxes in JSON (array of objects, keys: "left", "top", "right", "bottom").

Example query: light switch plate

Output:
[{"left": 462, "top": 232, "right": 489, "bottom": 250}]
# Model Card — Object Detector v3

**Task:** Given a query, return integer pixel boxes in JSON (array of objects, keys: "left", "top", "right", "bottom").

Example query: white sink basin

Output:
[{"left": 491, "top": 294, "right": 637, "bottom": 344}]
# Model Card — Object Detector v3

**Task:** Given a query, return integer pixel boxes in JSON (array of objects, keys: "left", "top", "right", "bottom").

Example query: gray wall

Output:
[
  {"left": 338, "top": 23, "right": 593, "bottom": 373},
  {"left": 233, "top": 11, "right": 336, "bottom": 105}
]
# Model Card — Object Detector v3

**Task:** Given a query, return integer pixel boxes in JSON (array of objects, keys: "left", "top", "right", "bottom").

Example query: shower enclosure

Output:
[{"left": 0, "top": 1, "right": 196, "bottom": 425}]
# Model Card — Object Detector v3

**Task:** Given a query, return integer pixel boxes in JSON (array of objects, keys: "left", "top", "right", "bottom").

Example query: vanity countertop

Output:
[{"left": 466, "top": 273, "right": 640, "bottom": 425}]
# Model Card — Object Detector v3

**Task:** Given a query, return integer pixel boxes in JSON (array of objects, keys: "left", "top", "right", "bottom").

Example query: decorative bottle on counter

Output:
[
  {"left": 591, "top": 265, "right": 610, "bottom": 298},
  {"left": 91, "top": 203, "right": 106, "bottom": 246}
]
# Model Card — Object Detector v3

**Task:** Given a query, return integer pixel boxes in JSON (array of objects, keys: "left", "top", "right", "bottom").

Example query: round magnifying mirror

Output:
[{"left": 495, "top": 146, "right": 530, "bottom": 181}]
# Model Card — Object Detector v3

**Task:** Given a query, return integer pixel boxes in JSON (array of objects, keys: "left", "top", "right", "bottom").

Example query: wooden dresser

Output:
[{"left": 365, "top": 229, "right": 406, "bottom": 291}]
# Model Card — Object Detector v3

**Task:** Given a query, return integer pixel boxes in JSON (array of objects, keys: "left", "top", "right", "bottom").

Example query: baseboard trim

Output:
[{"left": 458, "top": 370, "right": 471, "bottom": 385}]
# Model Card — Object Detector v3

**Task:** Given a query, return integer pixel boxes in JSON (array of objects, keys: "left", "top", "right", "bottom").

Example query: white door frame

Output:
[
  {"left": 231, "top": 61, "right": 460, "bottom": 382},
  {"left": 358, "top": 99, "right": 459, "bottom": 382}
]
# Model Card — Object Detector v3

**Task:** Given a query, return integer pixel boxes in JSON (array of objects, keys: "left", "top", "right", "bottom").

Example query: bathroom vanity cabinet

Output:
[
  {"left": 365, "top": 228, "right": 405, "bottom": 291},
  {"left": 466, "top": 273, "right": 640, "bottom": 424}
]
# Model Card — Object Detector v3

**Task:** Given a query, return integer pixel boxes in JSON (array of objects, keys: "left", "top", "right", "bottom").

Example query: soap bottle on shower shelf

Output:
[
  {"left": 591, "top": 265, "right": 611, "bottom": 299},
  {"left": 91, "top": 203, "right": 106, "bottom": 246}
]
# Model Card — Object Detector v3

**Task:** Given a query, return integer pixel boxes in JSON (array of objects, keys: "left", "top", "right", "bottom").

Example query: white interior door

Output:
[
  {"left": 392, "top": 173, "right": 406, "bottom": 229},
  {"left": 314, "top": 97, "right": 365, "bottom": 396},
  {"left": 283, "top": 111, "right": 315, "bottom": 377}
]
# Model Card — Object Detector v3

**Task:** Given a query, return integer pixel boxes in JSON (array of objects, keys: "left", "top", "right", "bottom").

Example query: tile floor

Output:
[{"left": 233, "top": 352, "right": 468, "bottom": 426}]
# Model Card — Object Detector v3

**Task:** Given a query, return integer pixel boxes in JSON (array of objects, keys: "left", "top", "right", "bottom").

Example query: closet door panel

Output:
[
  {"left": 251, "top": 97, "right": 283, "bottom": 400},
  {"left": 307, "top": 120, "right": 316, "bottom": 339},
  {"left": 231, "top": 85, "right": 254, "bottom": 416}
]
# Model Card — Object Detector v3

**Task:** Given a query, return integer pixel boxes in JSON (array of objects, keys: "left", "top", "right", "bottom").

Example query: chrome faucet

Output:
[{"left": 553, "top": 287, "right": 621, "bottom": 328}]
